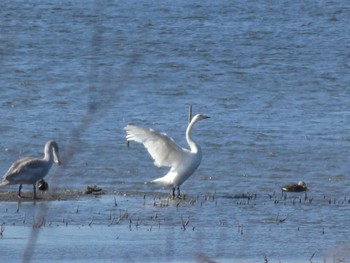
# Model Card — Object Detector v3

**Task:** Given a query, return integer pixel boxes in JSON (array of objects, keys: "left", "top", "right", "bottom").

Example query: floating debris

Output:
[
  {"left": 0, "top": 223, "right": 4, "bottom": 238},
  {"left": 81, "top": 185, "right": 103, "bottom": 195},
  {"left": 276, "top": 214, "right": 288, "bottom": 223}
]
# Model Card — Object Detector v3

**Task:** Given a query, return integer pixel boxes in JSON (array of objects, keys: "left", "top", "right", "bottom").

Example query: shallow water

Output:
[
  {"left": 1, "top": 0, "right": 350, "bottom": 262},
  {"left": 1, "top": 192, "right": 350, "bottom": 262}
]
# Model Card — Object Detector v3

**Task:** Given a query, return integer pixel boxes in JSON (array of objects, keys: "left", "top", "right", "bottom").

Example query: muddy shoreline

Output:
[{"left": 0, "top": 186, "right": 105, "bottom": 202}]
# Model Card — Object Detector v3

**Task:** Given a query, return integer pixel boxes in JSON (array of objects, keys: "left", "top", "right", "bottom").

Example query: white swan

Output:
[
  {"left": 125, "top": 114, "right": 209, "bottom": 198},
  {"left": 0, "top": 140, "right": 61, "bottom": 199}
]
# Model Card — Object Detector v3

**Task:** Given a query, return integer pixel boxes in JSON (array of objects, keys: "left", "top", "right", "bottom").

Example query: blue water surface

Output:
[{"left": 0, "top": 0, "right": 350, "bottom": 262}]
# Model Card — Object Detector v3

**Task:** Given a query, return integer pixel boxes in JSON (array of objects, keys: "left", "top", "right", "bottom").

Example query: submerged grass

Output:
[{"left": 1, "top": 187, "right": 350, "bottom": 262}]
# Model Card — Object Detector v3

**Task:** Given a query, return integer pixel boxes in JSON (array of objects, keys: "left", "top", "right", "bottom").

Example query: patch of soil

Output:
[{"left": 0, "top": 185, "right": 105, "bottom": 202}]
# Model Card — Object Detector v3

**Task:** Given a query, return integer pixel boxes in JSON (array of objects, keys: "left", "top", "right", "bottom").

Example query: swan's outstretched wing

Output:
[{"left": 125, "top": 125, "right": 187, "bottom": 168}]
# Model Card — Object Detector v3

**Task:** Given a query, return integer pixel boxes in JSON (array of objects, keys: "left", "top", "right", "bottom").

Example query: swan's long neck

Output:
[
  {"left": 186, "top": 118, "right": 200, "bottom": 153},
  {"left": 43, "top": 144, "right": 54, "bottom": 164}
]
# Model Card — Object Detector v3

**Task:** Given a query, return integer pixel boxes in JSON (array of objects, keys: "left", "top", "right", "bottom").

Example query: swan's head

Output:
[
  {"left": 46, "top": 140, "right": 62, "bottom": 165},
  {"left": 191, "top": 114, "right": 210, "bottom": 123}
]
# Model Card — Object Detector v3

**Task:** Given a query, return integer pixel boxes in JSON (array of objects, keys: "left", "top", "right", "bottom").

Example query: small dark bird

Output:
[
  {"left": 36, "top": 179, "right": 49, "bottom": 191},
  {"left": 281, "top": 181, "right": 307, "bottom": 192}
]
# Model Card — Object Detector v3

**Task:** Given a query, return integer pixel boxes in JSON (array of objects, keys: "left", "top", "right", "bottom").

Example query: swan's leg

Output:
[
  {"left": 177, "top": 186, "right": 181, "bottom": 197},
  {"left": 18, "top": 184, "right": 22, "bottom": 198},
  {"left": 172, "top": 187, "right": 176, "bottom": 198}
]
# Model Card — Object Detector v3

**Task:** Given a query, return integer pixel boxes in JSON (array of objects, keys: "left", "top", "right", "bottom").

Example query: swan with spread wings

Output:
[{"left": 125, "top": 114, "right": 209, "bottom": 198}]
